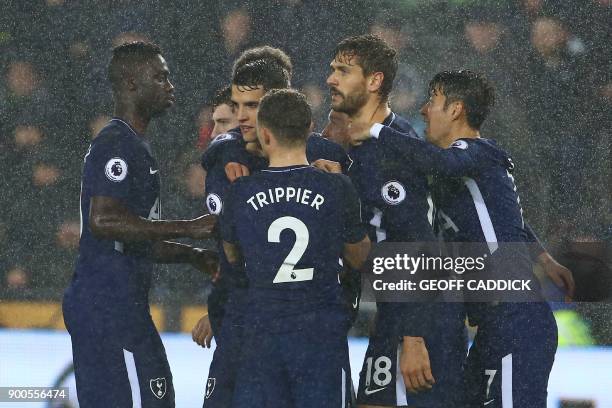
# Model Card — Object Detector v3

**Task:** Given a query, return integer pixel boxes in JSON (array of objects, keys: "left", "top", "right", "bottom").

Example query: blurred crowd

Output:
[{"left": 1, "top": 0, "right": 610, "bottom": 306}]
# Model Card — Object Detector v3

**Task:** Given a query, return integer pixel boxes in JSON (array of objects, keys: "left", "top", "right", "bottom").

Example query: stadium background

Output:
[{"left": 1, "top": 0, "right": 610, "bottom": 406}]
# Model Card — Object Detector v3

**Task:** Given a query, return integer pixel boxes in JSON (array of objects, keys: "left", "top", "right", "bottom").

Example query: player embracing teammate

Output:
[
  {"left": 347, "top": 69, "right": 573, "bottom": 408},
  {"left": 196, "top": 36, "right": 571, "bottom": 407}
]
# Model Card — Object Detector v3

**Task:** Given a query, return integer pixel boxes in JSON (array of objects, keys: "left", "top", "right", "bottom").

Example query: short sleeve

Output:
[
  {"left": 338, "top": 174, "right": 367, "bottom": 243},
  {"left": 87, "top": 138, "right": 132, "bottom": 200}
]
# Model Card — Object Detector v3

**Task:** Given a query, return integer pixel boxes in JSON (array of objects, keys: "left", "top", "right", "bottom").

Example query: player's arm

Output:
[
  {"left": 312, "top": 159, "right": 342, "bottom": 174},
  {"left": 222, "top": 241, "right": 243, "bottom": 266},
  {"left": 525, "top": 223, "right": 575, "bottom": 299},
  {"left": 219, "top": 181, "right": 244, "bottom": 267},
  {"left": 151, "top": 241, "right": 218, "bottom": 275},
  {"left": 343, "top": 238, "right": 370, "bottom": 270},
  {"left": 222, "top": 140, "right": 252, "bottom": 182},
  {"left": 308, "top": 133, "right": 351, "bottom": 174},
  {"left": 89, "top": 196, "right": 216, "bottom": 241},
  {"left": 201, "top": 133, "right": 250, "bottom": 182},
  {"left": 338, "top": 174, "right": 371, "bottom": 269},
  {"left": 351, "top": 123, "right": 483, "bottom": 177},
  {"left": 192, "top": 313, "right": 214, "bottom": 348}
]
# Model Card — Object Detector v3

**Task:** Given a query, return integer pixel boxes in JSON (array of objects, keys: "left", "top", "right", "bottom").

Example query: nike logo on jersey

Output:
[
  {"left": 484, "top": 399, "right": 495, "bottom": 406},
  {"left": 150, "top": 168, "right": 159, "bottom": 174},
  {"left": 352, "top": 295, "right": 359, "bottom": 309},
  {"left": 364, "top": 387, "right": 386, "bottom": 395}
]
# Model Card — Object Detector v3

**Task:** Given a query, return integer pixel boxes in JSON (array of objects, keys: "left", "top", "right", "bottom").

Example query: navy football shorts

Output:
[
  {"left": 357, "top": 306, "right": 466, "bottom": 407},
  {"left": 461, "top": 303, "right": 558, "bottom": 408},
  {"left": 64, "top": 305, "right": 174, "bottom": 408},
  {"left": 202, "top": 313, "right": 244, "bottom": 408},
  {"left": 232, "top": 309, "right": 354, "bottom": 408}
]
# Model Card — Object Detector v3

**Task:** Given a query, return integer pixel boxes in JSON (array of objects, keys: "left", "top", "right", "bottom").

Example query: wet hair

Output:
[
  {"left": 257, "top": 89, "right": 311, "bottom": 146},
  {"left": 232, "top": 46, "right": 293, "bottom": 79},
  {"left": 211, "top": 85, "right": 232, "bottom": 109},
  {"left": 333, "top": 34, "right": 397, "bottom": 101},
  {"left": 108, "top": 41, "right": 162, "bottom": 92},
  {"left": 232, "top": 59, "right": 290, "bottom": 92},
  {"left": 428, "top": 70, "right": 496, "bottom": 130}
]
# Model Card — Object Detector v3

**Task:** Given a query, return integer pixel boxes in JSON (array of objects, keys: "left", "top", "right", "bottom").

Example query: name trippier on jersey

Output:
[{"left": 246, "top": 187, "right": 325, "bottom": 211}]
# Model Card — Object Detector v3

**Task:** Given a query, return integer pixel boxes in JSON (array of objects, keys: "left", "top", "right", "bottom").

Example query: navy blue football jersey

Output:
[
  {"left": 201, "top": 129, "right": 353, "bottom": 322},
  {"left": 201, "top": 129, "right": 350, "bottom": 236},
  {"left": 220, "top": 165, "right": 367, "bottom": 329},
  {"left": 67, "top": 118, "right": 160, "bottom": 312},
  {"left": 373, "top": 127, "right": 545, "bottom": 320},
  {"left": 201, "top": 128, "right": 249, "bottom": 287},
  {"left": 372, "top": 128, "right": 530, "bottom": 245},
  {"left": 348, "top": 112, "right": 435, "bottom": 243},
  {"left": 348, "top": 113, "right": 452, "bottom": 338}
]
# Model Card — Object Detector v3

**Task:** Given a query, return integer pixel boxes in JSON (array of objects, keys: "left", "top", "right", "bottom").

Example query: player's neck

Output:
[
  {"left": 443, "top": 123, "right": 480, "bottom": 148},
  {"left": 114, "top": 103, "right": 150, "bottom": 135},
  {"left": 353, "top": 98, "right": 390, "bottom": 126},
  {"left": 246, "top": 141, "right": 265, "bottom": 156},
  {"left": 267, "top": 149, "right": 308, "bottom": 168}
]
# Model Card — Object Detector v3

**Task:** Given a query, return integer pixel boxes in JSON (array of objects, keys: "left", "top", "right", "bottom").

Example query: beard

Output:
[{"left": 330, "top": 86, "right": 368, "bottom": 116}]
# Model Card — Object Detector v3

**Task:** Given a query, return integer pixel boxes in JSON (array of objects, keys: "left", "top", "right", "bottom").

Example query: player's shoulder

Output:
[
  {"left": 457, "top": 138, "right": 512, "bottom": 168},
  {"left": 387, "top": 112, "right": 418, "bottom": 137},
  {"left": 306, "top": 132, "right": 337, "bottom": 149},
  {"left": 306, "top": 133, "right": 350, "bottom": 171},
  {"left": 310, "top": 166, "right": 353, "bottom": 190},
  {"left": 456, "top": 137, "right": 507, "bottom": 156},
  {"left": 89, "top": 120, "right": 139, "bottom": 157},
  {"left": 209, "top": 128, "right": 243, "bottom": 146},
  {"left": 306, "top": 132, "right": 347, "bottom": 162},
  {"left": 201, "top": 127, "right": 243, "bottom": 170},
  {"left": 93, "top": 120, "right": 131, "bottom": 143}
]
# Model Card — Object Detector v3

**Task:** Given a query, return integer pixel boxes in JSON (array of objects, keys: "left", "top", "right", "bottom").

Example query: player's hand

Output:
[
  {"left": 346, "top": 118, "right": 375, "bottom": 146},
  {"left": 190, "top": 248, "right": 219, "bottom": 275},
  {"left": 225, "top": 162, "right": 250, "bottom": 182},
  {"left": 311, "top": 159, "right": 342, "bottom": 174},
  {"left": 538, "top": 252, "right": 575, "bottom": 301},
  {"left": 400, "top": 336, "right": 435, "bottom": 394},
  {"left": 192, "top": 314, "right": 214, "bottom": 348},
  {"left": 188, "top": 214, "right": 217, "bottom": 239}
]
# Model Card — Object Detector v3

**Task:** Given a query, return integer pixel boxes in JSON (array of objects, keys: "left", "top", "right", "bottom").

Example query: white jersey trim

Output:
[
  {"left": 396, "top": 343, "right": 408, "bottom": 405},
  {"left": 261, "top": 166, "right": 310, "bottom": 173},
  {"left": 341, "top": 368, "right": 346, "bottom": 408},
  {"left": 370, "top": 207, "right": 387, "bottom": 243},
  {"left": 123, "top": 348, "right": 142, "bottom": 407},
  {"left": 502, "top": 353, "right": 513, "bottom": 408},
  {"left": 463, "top": 177, "right": 499, "bottom": 254}
]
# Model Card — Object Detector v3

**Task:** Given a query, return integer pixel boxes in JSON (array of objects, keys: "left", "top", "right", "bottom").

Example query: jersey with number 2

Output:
[{"left": 221, "top": 165, "right": 366, "bottom": 328}]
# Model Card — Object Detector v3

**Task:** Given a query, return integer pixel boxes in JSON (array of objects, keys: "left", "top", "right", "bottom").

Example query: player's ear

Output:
[
  {"left": 260, "top": 126, "right": 272, "bottom": 147},
  {"left": 367, "top": 72, "right": 384, "bottom": 94},
  {"left": 450, "top": 101, "right": 464, "bottom": 121}
]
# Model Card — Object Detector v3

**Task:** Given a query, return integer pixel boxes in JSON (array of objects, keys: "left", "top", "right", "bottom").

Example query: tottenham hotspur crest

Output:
[
  {"left": 381, "top": 180, "right": 406, "bottom": 205},
  {"left": 150, "top": 377, "right": 167, "bottom": 399}
]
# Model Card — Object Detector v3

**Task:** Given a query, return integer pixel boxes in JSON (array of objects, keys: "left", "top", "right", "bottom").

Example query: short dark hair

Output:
[
  {"left": 257, "top": 89, "right": 311, "bottom": 146},
  {"left": 429, "top": 70, "right": 496, "bottom": 130},
  {"left": 334, "top": 34, "right": 398, "bottom": 101},
  {"left": 108, "top": 41, "right": 162, "bottom": 91},
  {"left": 211, "top": 85, "right": 232, "bottom": 109},
  {"left": 232, "top": 46, "right": 293, "bottom": 79},
  {"left": 232, "top": 59, "right": 290, "bottom": 92}
]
